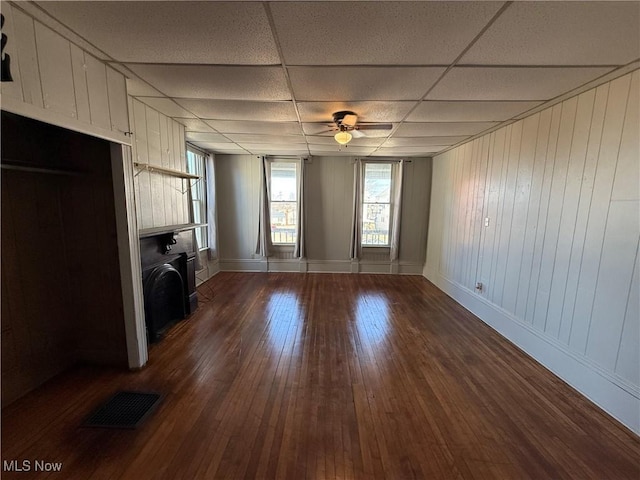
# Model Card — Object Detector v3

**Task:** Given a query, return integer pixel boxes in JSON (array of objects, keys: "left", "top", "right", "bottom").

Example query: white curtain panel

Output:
[
  {"left": 255, "top": 156, "right": 273, "bottom": 257},
  {"left": 205, "top": 153, "right": 218, "bottom": 260},
  {"left": 390, "top": 160, "right": 404, "bottom": 261},
  {"left": 349, "top": 159, "right": 363, "bottom": 260},
  {"left": 293, "top": 157, "right": 306, "bottom": 258}
]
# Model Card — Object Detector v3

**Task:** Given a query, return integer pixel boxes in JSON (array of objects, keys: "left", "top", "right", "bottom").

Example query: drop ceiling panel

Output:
[
  {"left": 298, "top": 102, "right": 414, "bottom": 123},
  {"left": 309, "top": 145, "right": 376, "bottom": 156},
  {"left": 428, "top": 67, "right": 614, "bottom": 101},
  {"left": 384, "top": 135, "right": 470, "bottom": 146},
  {"left": 137, "top": 97, "right": 196, "bottom": 118},
  {"left": 241, "top": 144, "right": 309, "bottom": 155},
  {"left": 407, "top": 101, "right": 543, "bottom": 122},
  {"left": 37, "top": 2, "right": 280, "bottom": 64},
  {"left": 225, "top": 134, "right": 307, "bottom": 145},
  {"left": 174, "top": 118, "right": 217, "bottom": 133},
  {"left": 307, "top": 136, "right": 385, "bottom": 147},
  {"left": 185, "top": 132, "right": 231, "bottom": 143},
  {"left": 270, "top": 1, "right": 503, "bottom": 65},
  {"left": 395, "top": 122, "right": 497, "bottom": 137},
  {"left": 381, "top": 138, "right": 457, "bottom": 148},
  {"left": 461, "top": 2, "right": 640, "bottom": 66},
  {"left": 176, "top": 100, "right": 298, "bottom": 122},
  {"left": 192, "top": 142, "right": 247, "bottom": 153},
  {"left": 289, "top": 67, "right": 445, "bottom": 101},
  {"left": 205, "top": 120, "right": 303, "bottom": 136},
  {"left": 372, "top": 146, "right": 448, "bottom": 156},
  {"left": 126, "top": 65, "right": 291, "bottom": 101}
]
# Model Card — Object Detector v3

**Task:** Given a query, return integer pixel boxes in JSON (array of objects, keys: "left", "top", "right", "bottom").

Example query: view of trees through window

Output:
[
  {"left": 270, "top": 162, "right": 297, "bottom": 244},
  {"left": 362, "top": 163, "right": 392, "bottom": 246}
]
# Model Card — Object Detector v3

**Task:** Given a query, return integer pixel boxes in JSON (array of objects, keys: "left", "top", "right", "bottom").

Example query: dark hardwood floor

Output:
[{"left": 2, "top": 272, "right": 639, "bottom": 479}]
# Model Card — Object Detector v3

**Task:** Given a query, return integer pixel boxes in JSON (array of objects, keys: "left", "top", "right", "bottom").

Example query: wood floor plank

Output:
[{"left": 2, "top": 272, "right": 639, "bottom": 479}]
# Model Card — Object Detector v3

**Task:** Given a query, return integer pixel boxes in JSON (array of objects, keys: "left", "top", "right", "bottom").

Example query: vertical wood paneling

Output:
[
  {"left": 570, "top": 74, "right": 631, "bottom": 353},
  {"left": 128, "top": 98, "right": 190, "bottom": 230},
  {"left": 129, "top": 96, "right": 142, "bottom": 229},
  {"left": 84, "top": 54, "right": 110, "bottom": 130},
  {"left": 515, "top": 109, "right": 551, "bottom": 319},
  {"left": 559, "top": 85, "right": 609, "bottom": 345},
  {"left": 615, "top": 247, "right": 640, "bottom": 384},
  {"left": 525, "top": 103, "right": 562, "bottom": 325},
  {"left": 146, "top": 107, "right": 165, "bottom": 226},
  {"left": 487, "top": 127, "right": 510, "bottom": 304},
  {"left": 173, "top": 121, "right": 185, "bottom": 225},
  {"left": 478, "top": 132, "right": 499, "bottom": 295},
  {"left": 586, "top": 200, "right": 639, "bottom": 369},
  {"left": 12, "top": 9, "right": 43, "bottom": 107},
  {"left": 468, "top": 137, "right": 489, "bottom": 291},
  {"left": 611, "top": 70, "right": 640, "bottom": 202},
  {"left": 533, "top": 97, "right": 578, "bottom": 332},
  {"left": 69, "top": 45, "right": 90, "bottom": 123},
  {"left": 106, "top": 66, "right": 128, "bottom": 134},
  {"left": 132, "top": 99, "right": 152, "bottom": 229},
  {"left": 3, "top": 6, "right": 130, "bottom": 142},
  {"left": 493, "top": 123, "right": 520, "bottom": 305},
  {"left": 34, "top": 22, "right": 76, "bottom": 118},
  {"left": 425, "top": 70, "right": 640, "bottom": 424},
  {"left": 503, "top": 115, "right": 538, "bottom": 314},
  {"left": 0, "top": 4, "right": 23, "bottom": 101},
  {"left": 546, "top": 91, "right": 595, "bottom": 338}
]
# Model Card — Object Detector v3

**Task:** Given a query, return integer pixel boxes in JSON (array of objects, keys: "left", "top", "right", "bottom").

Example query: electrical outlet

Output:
[
  {"left": 484, "top": 217, "right": 490, "bottom": 227},
  {"left": 475, "top": 282, "right": 483, "bottom": 291}
]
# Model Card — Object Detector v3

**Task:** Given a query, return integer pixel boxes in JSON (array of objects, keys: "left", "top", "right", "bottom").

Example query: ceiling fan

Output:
[{"left": 322, "top": 111, "right": 393, "bottom": 145}]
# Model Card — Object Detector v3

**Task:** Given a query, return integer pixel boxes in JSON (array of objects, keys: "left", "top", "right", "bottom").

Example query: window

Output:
[
  {"left": 186, "top": 148, "right": 207, "bottom": 250},
  {"left": 362, "top": 162, "right": 393, "bottom": 246},
  {"left": 270, "top": 162, "right": 297, "bottom": 245}
]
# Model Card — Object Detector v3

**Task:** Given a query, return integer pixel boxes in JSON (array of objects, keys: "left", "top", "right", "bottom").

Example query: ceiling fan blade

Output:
[
  {"left": 356, "top": 123, "right": 393, "bottom": 131},
  {"left": 351, "top": 129, "right": 367, "bottom": 138},
  {"left": 342, "top": 114, "right": 358, "bottom": 127}
]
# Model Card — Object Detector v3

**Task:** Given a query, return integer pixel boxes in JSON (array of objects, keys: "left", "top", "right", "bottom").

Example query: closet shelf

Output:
[
  {"left": 139, "top": 223, "right": 206, "bottom": 238},
  {"left": 134, "top": 162, "right": 200, "bottom": 179}
]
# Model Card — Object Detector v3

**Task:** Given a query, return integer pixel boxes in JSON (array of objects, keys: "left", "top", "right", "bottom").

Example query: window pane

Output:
[
  {"left": 362, "top": 203, "right": 390, "bottom": 246},
  {"left": 270, "top": 162, "right": 297, "bottom": 244},
  {"left": 363, "top": 163, "right": 391, "bottom": 203},
  {"left": 187, "top": 149, "right": 208, "bottom": 248},
  {"left": 195, "top": 226, "right": 207, "bottom": 251},
  {"left": 271, "top": 201, "right": 297, "bottom": 244},
  {"left": 271, "top": 162, "right": 297, "bottom": 201}
]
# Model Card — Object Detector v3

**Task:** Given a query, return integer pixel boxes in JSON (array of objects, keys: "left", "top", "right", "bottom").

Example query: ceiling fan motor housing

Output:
[{"left": 333, "top": 110, "right": 357, "bottom": 128}]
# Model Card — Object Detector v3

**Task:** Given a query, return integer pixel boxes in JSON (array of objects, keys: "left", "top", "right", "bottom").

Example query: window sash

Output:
[
  {"left": 270, "top": 161, "right": 298, "bottom": 245},
  {"left": 187, "top": 148, "right": 208, "bottom": 249},
  {"left": 361, "top": 162, "right": 393, "bottom": 247}
]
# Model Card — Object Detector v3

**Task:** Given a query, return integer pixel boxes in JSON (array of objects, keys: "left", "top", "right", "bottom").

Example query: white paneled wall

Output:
[
  {"left": 425, "top": 70, "right": 640, "bottom": 433},
  {"left": 0, "top": 3, "right": 129, "bottom": 144},
  {"left": 128, "top": 97, "right": 189, "bottom": 230}
]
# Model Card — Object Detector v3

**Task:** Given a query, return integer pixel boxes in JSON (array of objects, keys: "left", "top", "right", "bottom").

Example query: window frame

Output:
[
  {"left": 269, "top": 159, "right": 299, "bottom": 246},
  {"left": 361, "top": 161, "right": 395, "bottom": 248},
  {"left": 186, "top": 146, "right": 208, "bottom": 251}
]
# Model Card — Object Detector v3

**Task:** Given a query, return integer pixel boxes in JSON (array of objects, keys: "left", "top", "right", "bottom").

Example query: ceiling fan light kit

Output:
[{"left": 334, "top": 130, "right": 353, "bottom": 145}]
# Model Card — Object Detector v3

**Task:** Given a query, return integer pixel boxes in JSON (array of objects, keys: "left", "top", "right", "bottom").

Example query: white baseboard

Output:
[
  {"left": 218, "top": 259, "right": 265, "bottom": 272},
  {"left": 216, "top": 258, "right": 424, "bottom": 275},
  {"left": 423, "top": 266, "right": 640, "bottom": 435}
]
